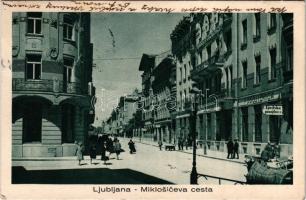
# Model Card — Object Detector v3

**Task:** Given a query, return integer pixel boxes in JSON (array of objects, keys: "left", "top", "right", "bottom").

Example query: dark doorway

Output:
[
  {"left": 219, "top": 110, "right": 232, "bottom": 140},
  {"left": 23, "top": 101, "right": 42, "bottom": 143},
  {"left": 62, "top": 104, "right": 75, "bottom": 143}
]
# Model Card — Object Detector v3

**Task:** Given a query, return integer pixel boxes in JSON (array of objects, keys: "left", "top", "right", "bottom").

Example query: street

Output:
[{"left": 12, "top": 138, "right": 248, "bottom": 184}]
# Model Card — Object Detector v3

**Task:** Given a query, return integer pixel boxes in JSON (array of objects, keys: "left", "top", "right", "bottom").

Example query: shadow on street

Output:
[{"left": 12, "top": 166, "right": 173, "bottom": 184}]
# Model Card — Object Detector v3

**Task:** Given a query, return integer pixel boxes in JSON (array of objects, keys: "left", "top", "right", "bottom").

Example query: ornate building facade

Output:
[
  {"left": 189, "top": 13, "right": 293, "bottom": 157},
  {"left": 12, "top": 12, "right": 95, "bottom": 157}
]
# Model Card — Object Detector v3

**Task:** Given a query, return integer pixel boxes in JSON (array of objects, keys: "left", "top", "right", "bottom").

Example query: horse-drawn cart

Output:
[{"left": 244, "top": 155, "right": 293, "bottom": 184}]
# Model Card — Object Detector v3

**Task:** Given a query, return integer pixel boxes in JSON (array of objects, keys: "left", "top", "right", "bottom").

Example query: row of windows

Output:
[
  {"left": 26, "top": 12, "right": 76, "bottom": 41},
  {"left": 25, "top": 54, "right": 73, "bottom": 82},
  {"left": 241, "top": 13, "right": 277, "bottom": 46},
  {"left": 241, "top": 47, "right": 277, "bottom": 88},
  {"left": 179, "top": 61, "right": 192, "bottom": 84}
]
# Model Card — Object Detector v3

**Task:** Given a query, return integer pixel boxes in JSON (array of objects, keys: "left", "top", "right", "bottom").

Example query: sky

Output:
[{"left": 91, "top": 13, "right": 187, "bottom": 126}]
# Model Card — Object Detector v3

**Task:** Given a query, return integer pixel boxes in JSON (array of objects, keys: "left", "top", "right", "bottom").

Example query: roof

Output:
[{"left": 138, "top": 53, "right": 156, "bottom": 71}]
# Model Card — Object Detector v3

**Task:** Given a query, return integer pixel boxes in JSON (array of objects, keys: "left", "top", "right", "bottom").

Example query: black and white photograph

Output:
[{"left": 9, "top": 11, "right": 295, "bottom": 186}]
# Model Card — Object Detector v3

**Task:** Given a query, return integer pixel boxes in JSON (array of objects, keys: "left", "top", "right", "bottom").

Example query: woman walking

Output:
[
  {"left": 75, "top": 141, "right": 84, "bottom": 165},
  {"left": 89, "top": 143, "right": 97, "bottom": 164},
  {"left": 114, "top": 139, "right": 122, "bottom": 160},
  {"left": 128, "top": 139, "right": 136, "bottom": 154},
  {"left": 100, "top": 137, "right": 109, "bottom": 165},
  {"left": 106, "top": 137, "right": 114, "bottom": 158}
]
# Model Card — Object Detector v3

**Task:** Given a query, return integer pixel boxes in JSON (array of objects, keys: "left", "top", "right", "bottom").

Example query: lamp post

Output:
[{"left": 189, "top": 86, "right": 201, "bottom": 184}]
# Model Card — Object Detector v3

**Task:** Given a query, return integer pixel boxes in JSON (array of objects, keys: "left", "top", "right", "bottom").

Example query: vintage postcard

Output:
[{"left": 0, "top": 1, "right": 305, "bottom": 199}]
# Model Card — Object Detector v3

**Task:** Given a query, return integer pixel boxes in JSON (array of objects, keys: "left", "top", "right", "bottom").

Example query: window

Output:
[
  {"left": 255, "top": 55, "right": 261, "bottom": 84},
  {"left": 229, "top": 65, "right": 233, "bottom": 89},
  {"left": 227, "top": 66, "right": 232, "bottom": 95},
  {"left": 242, "top": 107, "right": 248, "bottom": 142},
  {"left": 254, "top": 13, "right": 261, "bottom": 38},
  {"left": 242, "top": 61, "right": 248, "bottom": 88},
  {"left": 189, "top": 61, "right": 192, "bottom": 70},
  {"left": 206, "top": 45, "right": 211, "bottom": 60},
  {"left": 254, "top": 105, "right": 262, "bottom": 142},
  {"left": 180, "top": 91, "right": 182, "bottom": 110},
  {"left": 63, "top": 58, "right": 74, "bottom": 83},
  {"left": 270, "top": 13, "right": 277, "bottom": 29},
  {"left": 26, "top": 54, "right": 41, "bottom": 80},
  {"left": 224, "top": 29, "right": 232, "bottom": 52},
  {"left": 63, "top": 16, "right": 75, "bottom": 41},
  {"left": 242, "top": 19, "right": 247, "bottom": 44},
  {"left": 287, "top": 46, "right": 293, "bottom": 71},
  {"left": 180, "top": 67, "right": 182, "bottom": 83},
  {"left": 27, "top": 12, "right": 42, "bottom": 34},
  {"left": 184, "top": 64, "right": 187, "bottom": 81},
  {"left": 269, "top": 48, "right": 277, "bottom": 79}
]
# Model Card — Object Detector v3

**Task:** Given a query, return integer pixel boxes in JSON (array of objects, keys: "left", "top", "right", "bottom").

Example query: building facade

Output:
[
  {"left": 105, "top": 90, "right": 140, "bottom": 137},
  {"left": 135, "top": 52, "right": 176, "bottom": 144},
  {"left": 12, "top": 12, "right": 95, "bottom": 157},
  {"left": 170, "top": 17, "right": 195, "bottom": 145},
  {"left": 188, "top": 13, "right": 293, "bottom": 157},
  {"left": 151, "top": 52, "right": 176, "bottom": 144}
]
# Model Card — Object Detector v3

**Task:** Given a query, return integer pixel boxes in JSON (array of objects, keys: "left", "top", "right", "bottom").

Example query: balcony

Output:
[
  {"left": 191, "top": 54, "right": 227, "bottom": 80},
  {"left": 12, "top": 78, "right": 83, "bottom": 95}
]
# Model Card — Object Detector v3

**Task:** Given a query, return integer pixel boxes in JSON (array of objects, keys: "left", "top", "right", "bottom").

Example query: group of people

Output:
[
  {"left": 177, "top": 137, "right": 192, "bottom": 150},
  {"left": 226, "top": 138, "right": 240, "bottom": 159},
  {"left": 75, "top": 136, "right": 137, "bottom": 165},
  {"left": 260, "top": 142, "right": 280, "bottom": 162}
]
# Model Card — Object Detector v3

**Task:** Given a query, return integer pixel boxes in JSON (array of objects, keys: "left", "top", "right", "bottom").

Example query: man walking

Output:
[
  {"left": 227, "top": 138, "right": 233, "bottom": 159},
  {"left": 233, "top": 139, "right": 239, "bottom": 159},
  {"left": 158, "top": 140, "right": 163, "bottom": 150}
]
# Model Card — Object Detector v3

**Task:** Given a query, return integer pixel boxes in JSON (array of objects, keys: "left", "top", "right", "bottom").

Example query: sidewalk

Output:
[
  {"left": 134, "top": 138, "right": 246, "bottom": 164},
  {"left": 13, "top": 138, "right": 246, "bottom": 164}
]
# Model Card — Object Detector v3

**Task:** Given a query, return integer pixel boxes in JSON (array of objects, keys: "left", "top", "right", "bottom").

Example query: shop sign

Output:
[
  {"left": 238, "top": 93, "right": 280, "bottom": 107},
  {"left": 263, "top": 105, "right": 283, "bottom": 115}
]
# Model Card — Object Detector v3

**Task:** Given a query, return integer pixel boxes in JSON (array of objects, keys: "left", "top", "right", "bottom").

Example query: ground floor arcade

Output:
[{"left": 12, "top": 94, "right": 92, "bottom": 157}]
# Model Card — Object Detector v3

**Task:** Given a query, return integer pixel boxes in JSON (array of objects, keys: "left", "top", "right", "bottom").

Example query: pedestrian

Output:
[
  {"left": 114, "top": 139, "right": 122, "bottom": 160},
  {"left": 101, "top": 141, "right": 109, "bottom": 165},
  {"left": 233, "top": 139, "right": 239, "bottom": 159},
  {"left": 89, "top": 143, "right": 97, "bottom": 164},
  {"left": 261, "top": 142, "right": 274, "bottom": 162},
  {"left": 128, "top": 139, "right": 136, "bottom": 154},
  {"left": 178, "top": 138, "right": 182, "bottom": 150},
  {"left": 158, "top": 140, "right": 163, "bottom": 150},
  {"left": 226, "top": 138, "right": 233, "bottom": 159},
  {"left": 75, "top": 141, "right": 84, "bottom": 165},
  {"left": 106, "top": 137, "right": 114, "bottom": 157},
  {"left": 185, "top": 139, "right": 188, "bottom": 150}
]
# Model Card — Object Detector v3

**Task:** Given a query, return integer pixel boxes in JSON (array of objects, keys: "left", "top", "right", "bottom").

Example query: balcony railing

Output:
[{"left": 12, "top": 78, "right": 83, "bottom": 95}]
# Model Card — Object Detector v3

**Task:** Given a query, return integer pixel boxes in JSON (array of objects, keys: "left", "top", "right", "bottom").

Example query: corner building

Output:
[{"left": 12, "top": 12, "right": 94, "bottom": 157}]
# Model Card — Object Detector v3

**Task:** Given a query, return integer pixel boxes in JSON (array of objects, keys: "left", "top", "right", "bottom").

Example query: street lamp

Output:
[{"left": 189, "top": 85, "right": 201, "bottom": 184}]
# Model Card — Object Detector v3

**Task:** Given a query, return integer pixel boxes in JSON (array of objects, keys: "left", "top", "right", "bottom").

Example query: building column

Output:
[
  {"left": 232, "top": 108, "right": 239, "bottom": 140},
  {"left": 203, "top": 114, "right": 207, "bottom": 141},
  {"left": 211, "top": 112, "right": 216, "bottom": 141},
  {"left": 248, "top": 106, "right": 255, "bottom": 142},
  {"left": 165, "top": 125, "right": 170, "bottom": 143},
  {"left": 262, "top": 111, "right": 269, "bottom": 142}
]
